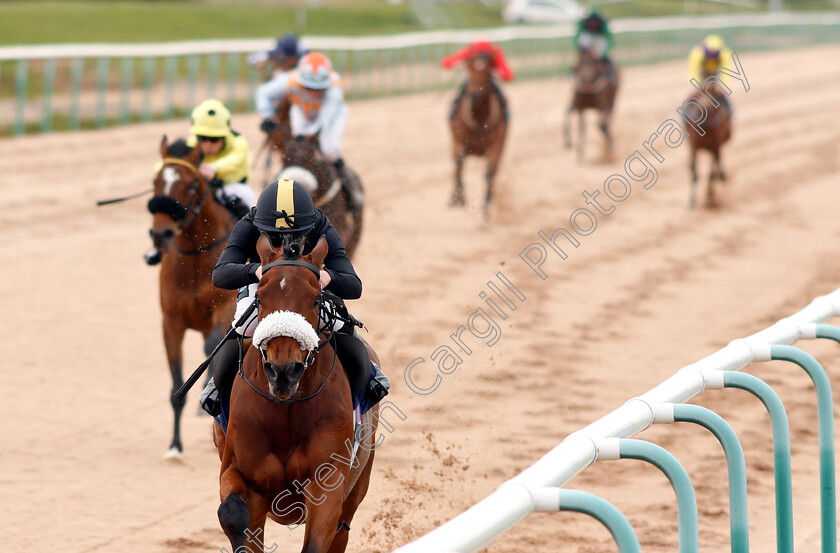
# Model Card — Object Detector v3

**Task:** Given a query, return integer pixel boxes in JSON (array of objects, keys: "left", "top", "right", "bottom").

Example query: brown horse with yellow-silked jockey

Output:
[
  {"left": 685, "top": 73, "right": 732, "bottom": 209},
  {"left": 148, "top": 136, "right": 237, "bottom": 459}
]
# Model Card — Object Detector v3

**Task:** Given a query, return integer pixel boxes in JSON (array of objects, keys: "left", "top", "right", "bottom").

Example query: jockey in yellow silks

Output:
[
  {"left": 688, "top": 35, "right": 734, "bottom": 114},
  {"left": 143, "top": 99, "right": 255, "bottom": 266}
]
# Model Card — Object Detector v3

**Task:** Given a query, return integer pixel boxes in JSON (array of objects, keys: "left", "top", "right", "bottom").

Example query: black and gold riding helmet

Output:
[{"left": 254, "top": 178, "right": 317, "bottom": 246}]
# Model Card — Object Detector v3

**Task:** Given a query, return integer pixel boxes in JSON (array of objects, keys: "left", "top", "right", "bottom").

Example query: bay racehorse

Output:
[
  {"left": 448, "top": 50, "right": 508, "bottom": 219},
  {"left": 686, "top": 74, "right": 732, "bottom": 209},
  {"left": 563, "top": 48, "right": 619, "bottom": 162},
  {"left": 276, "top": 135, "right": 363, "bottom": 259},
  {"left": 214, "top": 235, "right": 378, "bottom": 553},
  {"left": 148, "top": 136, "right": 237, "bottom": 459}
]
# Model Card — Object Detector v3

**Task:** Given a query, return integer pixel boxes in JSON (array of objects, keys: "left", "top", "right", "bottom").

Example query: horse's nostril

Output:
[
  {"left": 263, "top": 362, "right": 279, "bottom": 380},
  {"left": 285, "top": 362, "right": 305, "bottom": 382}
]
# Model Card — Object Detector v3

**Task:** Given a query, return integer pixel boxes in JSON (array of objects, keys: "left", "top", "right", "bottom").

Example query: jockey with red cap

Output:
[{"left": 441, "top": 40, "right": 513, "bottom": 122}]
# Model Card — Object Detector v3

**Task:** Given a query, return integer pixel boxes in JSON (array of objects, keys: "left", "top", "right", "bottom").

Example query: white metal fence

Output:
[{"left": 0, "top": 11, "right": 838, "bottom": 135}]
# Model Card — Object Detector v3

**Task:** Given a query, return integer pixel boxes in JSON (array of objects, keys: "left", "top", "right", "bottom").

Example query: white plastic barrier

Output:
[{"left": 393, "top": 289, "right": 840, "bottom": 553}]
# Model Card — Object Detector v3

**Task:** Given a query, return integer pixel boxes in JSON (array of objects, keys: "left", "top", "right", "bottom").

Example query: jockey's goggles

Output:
[{"left": 197, "top": 135, "right": 223, "bottom": 143}]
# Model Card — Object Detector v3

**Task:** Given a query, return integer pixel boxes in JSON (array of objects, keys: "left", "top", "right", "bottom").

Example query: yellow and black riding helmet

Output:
[
  {"left": 190, "top": 98, "right": 232, "bottom": 139},
  {"left": 702, "top": 35, "right": 725, "bottom": 60},
  {"left": 253, "top": 178, "right": 317, "bottom": 248}
]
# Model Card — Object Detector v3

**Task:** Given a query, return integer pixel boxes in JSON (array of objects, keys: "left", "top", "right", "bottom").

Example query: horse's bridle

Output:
[
  {"left": 237, "top": 258, "right": 339, "bottom": 404},
  {"left": 148, "top": 157, "right": 210, "bottom": 230}
]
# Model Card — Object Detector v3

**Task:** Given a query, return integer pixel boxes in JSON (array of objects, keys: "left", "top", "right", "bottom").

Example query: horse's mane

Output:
[
  {"left": 275, "top": 233, "right": 308, "bottom": 261},
  {"left": 167, "top": 138, "right": 192, "bottom": 158}
]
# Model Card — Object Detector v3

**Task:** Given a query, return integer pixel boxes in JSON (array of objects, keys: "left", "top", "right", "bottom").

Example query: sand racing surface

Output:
[{"left": 3, "top": 44, "right": 840, "bottom": 553}]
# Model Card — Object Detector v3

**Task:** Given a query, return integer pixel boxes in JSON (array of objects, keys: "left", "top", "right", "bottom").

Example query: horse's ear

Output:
[
  {"left": 186, "top": 141, "right": 202, "bottom": 165},
  {"left": 160, "top": 135, "right": 169, "bottom": 158},
  {"left": 309, "top": 236, "right": 329, "bottom": 268},
  {"left": 256, "top": 233, "right": 276, "bottom": 264}
]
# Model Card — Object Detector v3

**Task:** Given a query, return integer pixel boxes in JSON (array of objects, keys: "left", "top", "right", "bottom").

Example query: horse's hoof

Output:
[
  {"left": 163, "top": 447, "right": 184, "bottom": 461},
  {"left": 449, "top": 195, "right": 465, "bottom": 207}
]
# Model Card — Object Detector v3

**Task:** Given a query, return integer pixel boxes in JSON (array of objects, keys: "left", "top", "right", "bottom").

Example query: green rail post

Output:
[
  {"left": 207, "top": 53, "right": 219, "bottom": 99},
  {"left": 769, "top": 345, "right": 836, "bottom": 553},
  {"left": 225, "top": 53, "right": 239, "bottom": 109},
  {"left": 41, "top": 58, "right": 56, "bottom": 133},
  {"left": 69, "top": 58, "right": 83, "bottom": 131},
  {"left": 164, "top": 56, "right": 176, "bottom": 120},
  {"left": 617, "top": 439, "right": 699, "bottom": 553},
  {"left": 95, "top": 57, "right": 110, "bottom": 129},
  {"left": 14, "top": 60, "right": 29, "bottom": 136},
  {"left": 722, "top": 371, "right": 794, "bottom": 553},
  {"left": 142, "top": 57, "right": 154, "bottom": 123},
  {"left": 672, "top": 404, "right": 749, "bottom": 553},
  {"left": 557, "top": 489, "right": 642, "bottom": 553},
  {"left": 120, "top": 57, "right": 133, "bottom": 125},
  {"left": 248, "top": 61, "right": 259, "bottom": 111},
  {"left": 186, "top": 54, "right": 200, "bottom": 111}
]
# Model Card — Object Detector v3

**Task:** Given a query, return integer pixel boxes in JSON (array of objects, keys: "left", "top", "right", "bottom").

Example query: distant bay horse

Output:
[
  {"left": 563, "top": 48, "right": 619, "bottom": 162},
  {"left": 685, "top": 73, "right": 732, "bottom": 209},
  {"left": 148, "top": 136, "right": 236, "bottom": 459},
  {"left": 448, "top": 49, "right": 509, "bottom": 219}
]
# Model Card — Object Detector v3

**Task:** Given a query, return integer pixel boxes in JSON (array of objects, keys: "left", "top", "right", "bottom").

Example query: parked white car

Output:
[{"left": 502, "top": 0, "right": 585, "bottom": 24}]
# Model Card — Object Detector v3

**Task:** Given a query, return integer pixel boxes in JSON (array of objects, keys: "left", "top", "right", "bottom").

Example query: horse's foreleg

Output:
[
  {"left": 449, "top": 152, "right": 466, "bottom": 207},
  {"left": 563, "top": 105, "right": 574, "bottom": 149},
  {"left": 163, "top": 319, "right": 187, "bottom": 458},
  {"left": 577, "top": 110, "right": 585, "bottom": 163},
  {"left": 300, "top": 494, "right": 344, "bottom": 553},
  {"left": 483, "top": 136, "right": 506, "bottom": 220},
  {"left": 599, "top": 108, "right": 613, "bottom": 157},
  {"left": 688, "top": 147, "right": 698, "bottom": 210},
  {"left": 706, "top": 150, "right": 720, "bottom": 208},
  {"left": 326, "top": 447, "right": 377, "bottom": 553},
  {"left": 219, "top": 469, "right": 269, "bottom": 552}
]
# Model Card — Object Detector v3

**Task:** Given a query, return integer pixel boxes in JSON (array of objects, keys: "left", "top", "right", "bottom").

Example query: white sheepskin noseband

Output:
[
  {"left": 278, "top": 166, "right": 318, "bottom": 195},
  {"left": 252, "top": 310, "right": 319, "bottom": 352}
]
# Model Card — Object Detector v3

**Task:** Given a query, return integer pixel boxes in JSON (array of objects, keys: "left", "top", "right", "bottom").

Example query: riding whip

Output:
[
  {"left": 173, "top": 296, "right": 259, "bottom": 403},
  {"left": 95, "top": 188, "right": 153, "bottom": 206}
]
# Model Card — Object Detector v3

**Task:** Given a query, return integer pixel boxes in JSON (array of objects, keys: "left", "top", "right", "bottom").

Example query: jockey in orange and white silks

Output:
[{"left": 255, "top": 51, "right": 347, "bottom": 165}]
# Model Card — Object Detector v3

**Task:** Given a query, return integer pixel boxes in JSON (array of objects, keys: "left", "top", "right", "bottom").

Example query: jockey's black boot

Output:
[
  {"left": 206, "top": 338, "right": 241, "bottom": 415},
  {"left": 227, "top": 197, "right": 251, "bottom": 219},
  {"left": 449, "top": 82, "right": 468, "bottom": 120},
  {"left": 144, "top": 248, "right": 162, "bottom": 266},
  {"left": 602, "top": 58, "right": 616, "bottom": 85},
  {"left": 490, "top": 80, "right": 509, "bottom": 122},
  {"left": 332, "top": 327, "right": 370, "bottom": 400},
  {"left": 333, "top": 158, "right": 364, "bottom": 219}
]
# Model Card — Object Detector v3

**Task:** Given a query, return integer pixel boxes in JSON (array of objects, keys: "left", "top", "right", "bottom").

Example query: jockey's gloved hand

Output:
[
  {"left": 260, "top": 118, "right": 277, "bottom": 134},
  {"left": 209, "top": 177, "right": 225, "bottom": 189}
]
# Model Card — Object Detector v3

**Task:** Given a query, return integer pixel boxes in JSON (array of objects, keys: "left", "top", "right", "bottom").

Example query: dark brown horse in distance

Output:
[
  {"left": 148, "top": 136, "right": 236, "bottom": 459},
  {"left": 563, "top": 48, "right": 619, "bottom": 162},
  {"left": 685, "top": 74, "right": 732, "bottom": 209},
  {"left": 276, "top": 134, "right": 364, "bottom": 259},
  {"left": 215, "top": 235, "right": 378, "bottom": 553},
  {"left": 448, "top": 50, "right": 509, "bottom": 219}
]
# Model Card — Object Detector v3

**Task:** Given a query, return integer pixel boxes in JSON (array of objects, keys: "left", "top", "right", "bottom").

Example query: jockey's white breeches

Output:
[
  {"left": 233, "top": 282, "right": 345, "bottom": 337},
  {"left": 215, "top": 182, "right": 256, "bottom": 207},
  {"left": 290, "top": 105, "right": 348, "bottom": 163}
]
